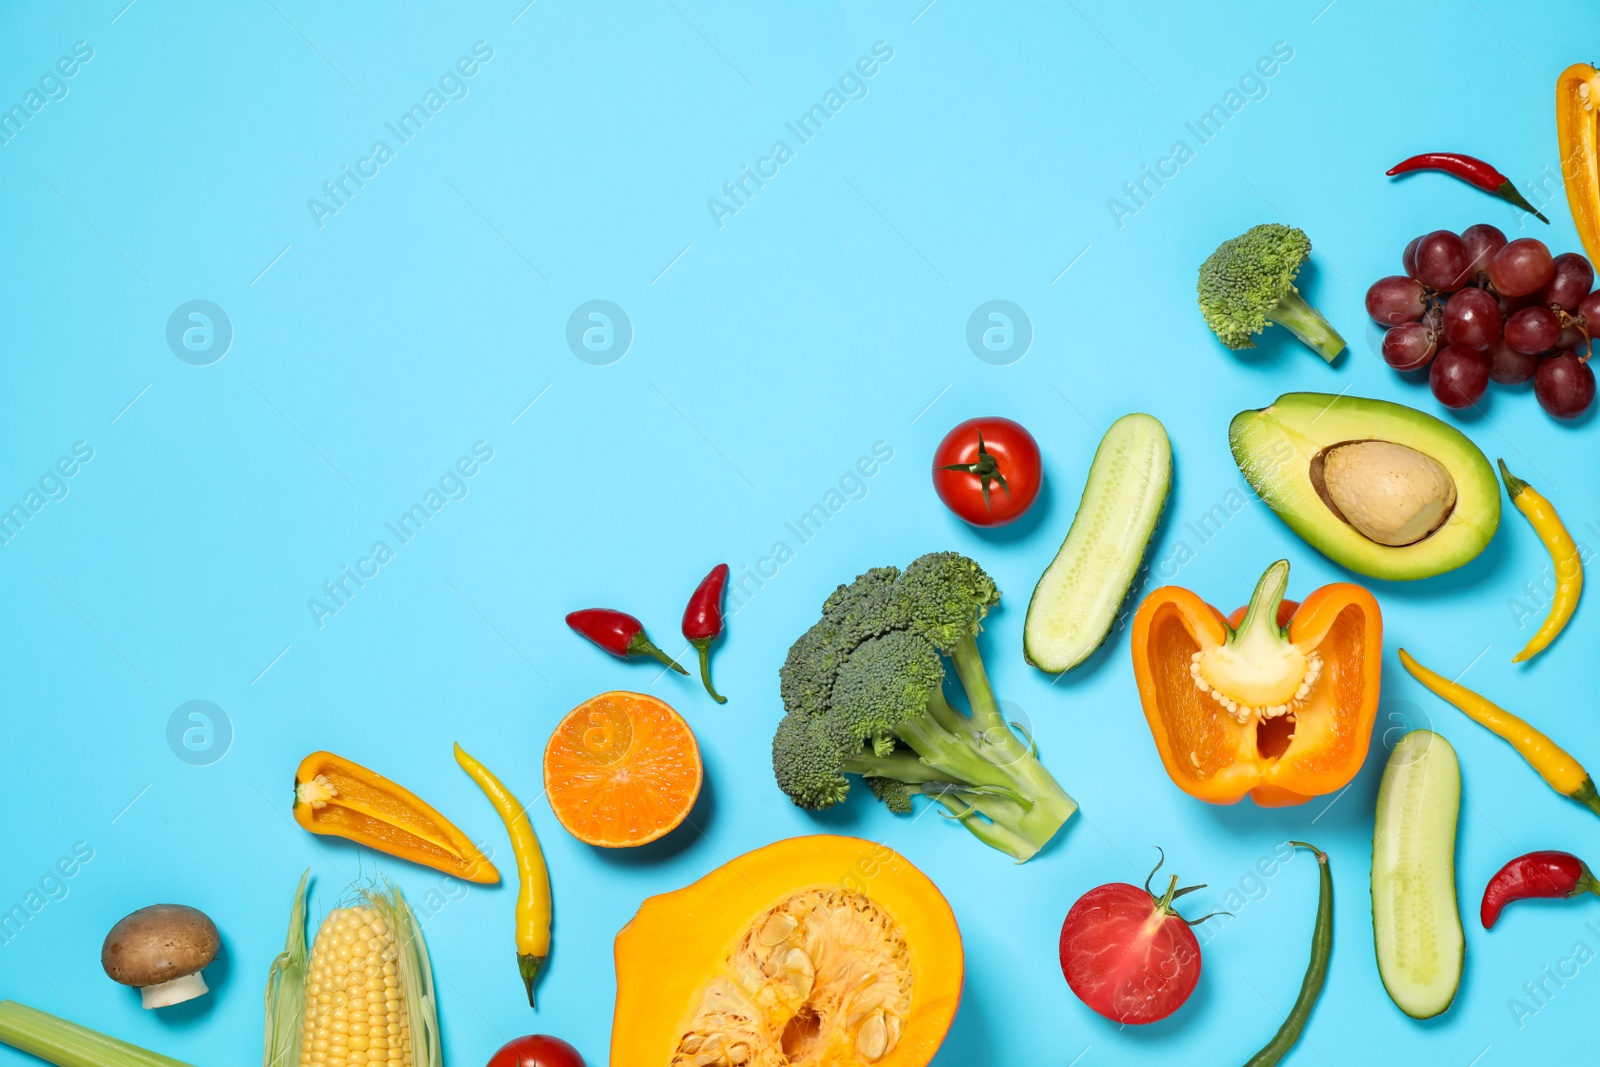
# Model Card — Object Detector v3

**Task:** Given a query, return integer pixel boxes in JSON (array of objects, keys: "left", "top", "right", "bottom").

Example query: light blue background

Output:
[{"left": 2, "top": 1, "right": 1598, "bottom": 1064}]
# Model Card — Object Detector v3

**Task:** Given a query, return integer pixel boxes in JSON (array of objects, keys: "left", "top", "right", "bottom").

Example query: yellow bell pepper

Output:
[
  {"left": 292, "top": 751, "right": 499, "bottom": 883},
  {"left": 1557, "top": 64, "right": 1600, "bottom": 264}
]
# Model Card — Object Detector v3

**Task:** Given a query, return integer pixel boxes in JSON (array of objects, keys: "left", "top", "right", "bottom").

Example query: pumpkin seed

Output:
[
  {"left": 857, "top": 1012, "right": 889, "bottom": 1061},
  {"left": 883, "top": 1013, "right": 903, "bottom": 1056},
  {"left": 758, "top": 912, "right": 798, "bottom": 946},
  {"left": 783, "top": 947, "right": 814, "bottom": 998}
]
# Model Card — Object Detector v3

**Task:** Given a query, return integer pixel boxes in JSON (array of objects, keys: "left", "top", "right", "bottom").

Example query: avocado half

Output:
[{"left": 1230, "top": 392, "right": 1499, "bottom": 581}]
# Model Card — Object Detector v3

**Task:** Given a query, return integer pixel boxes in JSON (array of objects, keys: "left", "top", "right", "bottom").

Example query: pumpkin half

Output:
[{"left": 612, "top": 835, "right": 963, "bottom": 1067}]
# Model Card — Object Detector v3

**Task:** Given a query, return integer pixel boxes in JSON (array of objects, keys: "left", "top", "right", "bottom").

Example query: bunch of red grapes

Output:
[{"left": 1366, "top": 224, "right": 1597, "bottom": 418}]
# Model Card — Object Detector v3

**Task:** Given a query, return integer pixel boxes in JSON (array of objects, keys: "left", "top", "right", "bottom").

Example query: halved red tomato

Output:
[{"left": 1058, "top": 854, "right": 1209, "bottom": 1024}]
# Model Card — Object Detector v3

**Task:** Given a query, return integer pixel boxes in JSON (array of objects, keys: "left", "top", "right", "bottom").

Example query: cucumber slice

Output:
[
  {"left": 1371, "top": 729, "right": 1464, "bottom": 1019},
  {"left": 1024, "top": 413, "right": 1171, "bottom": 673}
]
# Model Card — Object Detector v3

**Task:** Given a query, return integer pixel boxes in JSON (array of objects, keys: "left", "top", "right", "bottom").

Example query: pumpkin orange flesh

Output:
[
  {"left": 292, "top": 751, "right": 500, "bottom": 883},
  {"left": 1133, "top": 585, "right": 1381, "bottom": 806},
  {"left": 612, "top": 835, "right": 963, "bottom": 1067}
]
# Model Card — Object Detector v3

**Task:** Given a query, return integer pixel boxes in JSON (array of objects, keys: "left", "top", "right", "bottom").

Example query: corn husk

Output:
[{"left": 262, "top": 870, "right": 309, "bottom": 1067}]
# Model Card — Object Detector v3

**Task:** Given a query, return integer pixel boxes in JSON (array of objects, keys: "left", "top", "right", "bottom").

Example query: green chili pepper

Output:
[{"left": 1242, "top": 842, "right": 1332, "bottom": 1067}]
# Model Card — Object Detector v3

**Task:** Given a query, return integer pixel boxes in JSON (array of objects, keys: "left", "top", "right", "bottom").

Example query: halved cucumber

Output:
[
  {"left": 1372, "top": 729, "right": 1463, "bottom": 1019},
  {"left": 1024, "top": 413, "right": 1170, "bottom": 673}
]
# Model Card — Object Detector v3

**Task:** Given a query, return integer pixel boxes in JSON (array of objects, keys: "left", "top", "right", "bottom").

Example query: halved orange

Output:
[{"left": 543, "top": 690, "right": 703, "bottom": 848}]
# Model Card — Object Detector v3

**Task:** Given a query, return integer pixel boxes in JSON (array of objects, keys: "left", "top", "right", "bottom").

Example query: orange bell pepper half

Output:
[
  {"left": 1131, "top": 560, "right": 1381, "bottom": 807},
  {"left": 1557, "top": 64, "right": 1600, "bottom": 265},
  {"left": 293, "top": 750, "right": 500, "bottom": 883}
]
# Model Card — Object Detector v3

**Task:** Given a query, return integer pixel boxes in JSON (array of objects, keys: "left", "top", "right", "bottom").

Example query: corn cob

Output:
[{"left": 265, "top": 873, "right": 440, "bottom": 1067}]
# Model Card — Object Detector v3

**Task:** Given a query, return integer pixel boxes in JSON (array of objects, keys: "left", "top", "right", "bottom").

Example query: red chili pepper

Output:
[
  {"left": 682, "top": 564, "right": 729, "bottom": 704},
  {"left": 1387, "top": 152, "right": 1549, "bottom": 223},
  {"left": 565, "top": 609, "right": 686, "bottom": 674},
  {"left": 1481, "top": 850, "right": 1600, "bottom": 928}
]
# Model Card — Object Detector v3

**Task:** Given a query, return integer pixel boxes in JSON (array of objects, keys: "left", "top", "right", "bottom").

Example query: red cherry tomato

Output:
[
  {"left": 1058, "top": 862, "right": 1205, "bottom": 1024},
  {"left": 931, "top": 417, "right": 1042, "bottom": 526},
  {"left": 486, "top": 1035, "right": 586, "bottom": 1067}
]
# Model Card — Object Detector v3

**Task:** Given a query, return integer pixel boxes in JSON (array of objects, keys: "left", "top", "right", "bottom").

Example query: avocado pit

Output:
[{"left": 1309, "top": 440, "right": 1457, "bottom": 547}]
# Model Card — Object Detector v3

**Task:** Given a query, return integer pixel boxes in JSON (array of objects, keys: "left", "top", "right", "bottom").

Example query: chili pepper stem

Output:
[
  {"left": 1288, "top": 839, "right": 1328, "bottom": 862},
  {"left": 1573, "top": 779, "right": 1600, "bottom": 820},
  {"left": 1497, "top": 458, "right": 1529, "bottom": 497},
  {"left": 629, "top": 632, "right": 688, "bottom": 674},
  {"left": 519, "top": 953, "right": 545, "bottom": 1008},
  {"left": 1496, "top": 181, "right": 1550, "bottom": 224},
  {"left": 692, "top": 638, "right": 727, "bottom": 703}
]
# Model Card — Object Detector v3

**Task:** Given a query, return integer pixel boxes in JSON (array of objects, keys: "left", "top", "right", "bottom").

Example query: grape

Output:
[
  {"left": 1441, "top": 287, "right": 1502, "bottom": 349},
  {"left": 1365, "top": 276, "right": 1428, "bottom": 325},
  {"left": 1460, "top": 223, "right": 1508, "bottom": 281},
  {"left": 1505, "top": 306, "right": 1561, "bottom": 354},
  {"left": 1535, "top": 252, "right": 1594, "bottom": 310},
  {"left": 1414, "top": 230, "right": 1472, "bottom": 291},
  {"left": 1497, "top": 291, "right": 1536, "bottom": 318},
  {"left": 1535, "top": 353, "right": 1597, "bottom": 418},
  {"left": 1383, "top": 322, "right": 1438, "bottom": 371},
  {"left": 1578, "top": 290, "right": 1600, "bottom": 335},
  {"left": 1489, "top": 238, "right": 1556, "bottom": 297},
  {"left": 1430, "top": 346, "right": 1490, "bottom": 408},
  {"left": 1556, "top": 324, "right": 1587, "bottom": 351},
  {"left": 1403, "top": 235, "right": 1423, "bottom": 279},
  {"left": 1487, "top": 338, "right": 1540, "bottom": 384}
]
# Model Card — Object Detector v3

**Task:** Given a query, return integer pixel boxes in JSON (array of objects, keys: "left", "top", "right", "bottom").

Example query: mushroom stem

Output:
[{"left": 139, "top": 973, "right": 209, "bottom": 1010}]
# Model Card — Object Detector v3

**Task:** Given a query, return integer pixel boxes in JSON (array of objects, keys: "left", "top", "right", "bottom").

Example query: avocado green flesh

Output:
[
  {"left": 1024, "top": 413, "right": 1170, "bottom": 672},
  {"left": 1230, "top": 392, "right": 1499, "bottom": 581},
  {"left": 1372, "top": 730, "right": 1463, "bottom": 1019}
]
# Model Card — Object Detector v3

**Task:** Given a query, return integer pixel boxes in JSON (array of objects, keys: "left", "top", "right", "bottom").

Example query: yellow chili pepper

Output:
[
  {"left": 1499, "top": 460, "right": 1583, "bottom": 663},
  {"left": 1399, "top": 649, "right": 1600, "bottom": 817},
  {"left": 455, "top": 743, "right": 552, "bottom": 1007},
  {"left": 1558, "top": 64, "right": 1600, "bottom": 264}
]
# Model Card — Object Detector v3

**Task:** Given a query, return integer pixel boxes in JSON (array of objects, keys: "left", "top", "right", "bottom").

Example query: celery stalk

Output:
[{"left": 0, "top": 1001, "right": 195, "bottom": 1067}]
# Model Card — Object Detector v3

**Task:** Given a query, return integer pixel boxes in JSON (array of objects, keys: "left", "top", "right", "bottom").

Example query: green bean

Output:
[{"left": 1242, "top": 842, "right": 1332, "bottom": 1067}]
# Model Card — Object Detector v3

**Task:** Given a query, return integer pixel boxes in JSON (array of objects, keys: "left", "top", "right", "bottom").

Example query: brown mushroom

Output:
[{"left": 101, "top": 904, "right": 220, "bottom": 1008}]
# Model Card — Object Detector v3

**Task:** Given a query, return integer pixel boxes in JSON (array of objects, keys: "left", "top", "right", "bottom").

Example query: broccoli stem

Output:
[
  {"left": 891, "top": 706, "right": 1027, "bottom": 798},
  {"left": 860, "top": 651, "right": 1079, "bottom": 862},
  {"left": 935, "top": 793, "right": 1038, "bottom": 859},
  {"left": 923, "top": 685, "right": 969, "bottom": 737},
  {"left": 1270, "top": 287, "right": 1346, "bottom": 363},
  {"left": 948, "top": 636, "right": 1026, "bottom": 762},
  {"left": 842, "top": 749, "right": 952, "bottom": 785}
]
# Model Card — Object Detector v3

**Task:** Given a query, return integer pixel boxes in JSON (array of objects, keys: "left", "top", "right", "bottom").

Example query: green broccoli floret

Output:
[
  {"left": 771, "top": 711, "right": 850, "bottom": 810},
  {"left": 771, "top": 552, "right": 1078, "bottom": 861},
  {"left": 778, "top": 565, "right": 905, "bottom": 720},
  {"left": 1198, "top": 223, "right": 1346, "bottom": 362}
]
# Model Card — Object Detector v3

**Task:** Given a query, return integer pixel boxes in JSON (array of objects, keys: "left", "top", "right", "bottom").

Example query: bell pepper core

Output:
[{"left": 1131, "top": 560, "right": 1382, "bottom": 807}]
